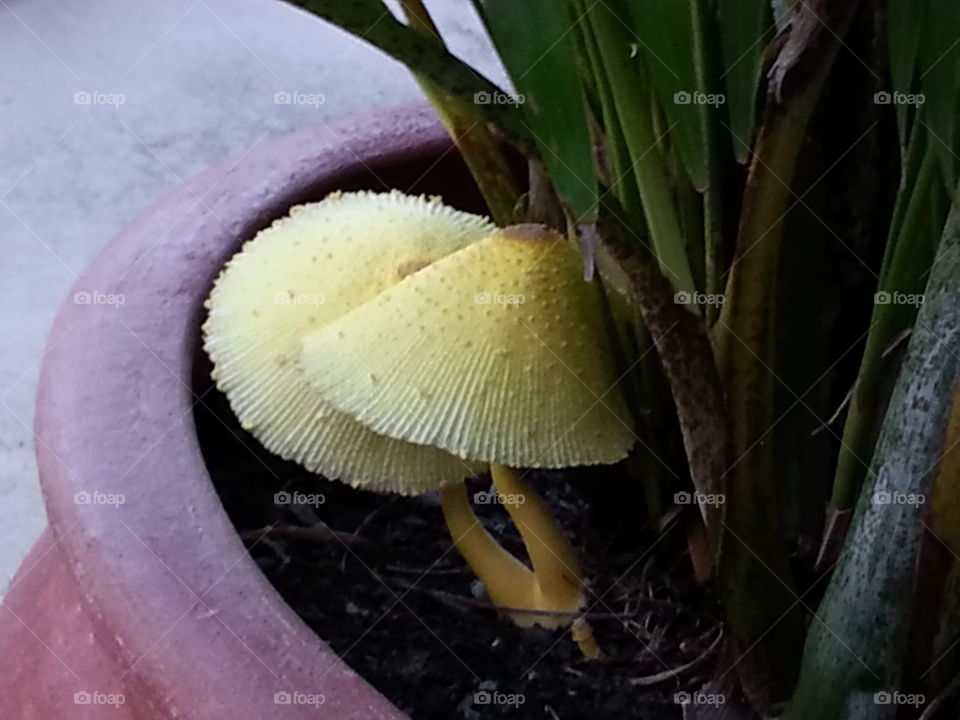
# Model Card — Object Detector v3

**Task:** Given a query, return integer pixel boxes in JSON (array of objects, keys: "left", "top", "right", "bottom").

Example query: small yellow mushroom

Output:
[
  {"left": 302, "top": 223, "right": 636, "bottom": 656},
  {"left": 202, "top": 190, "right": 494, "bottom": 492}
]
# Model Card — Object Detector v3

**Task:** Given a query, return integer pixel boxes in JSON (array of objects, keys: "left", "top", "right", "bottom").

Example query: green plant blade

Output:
[
  {"left": 583, "top": 0, "right": 696, "bottom": 295},
  {"left": 474, "top": 0, "right": 597, "bottom": 221},
  {"left": 288, "top": 0, "right": 537, "bottom": 155},
  {"left": 831, "top": 128, "right": 946, "bottom": 511},
  {"left": 627, "top": 0, "right": 712, "bottom": 190},
  {"left": 785, "top": 195, "right": 960, "bottom": 720},
  {"left": 888, "top": 0, "right": 924, "bottom": 145},
  {"left": 917, "top": 1, "right": 960, "bottom": 188},
  {"left": 713, "top": 2, "right": 862, "bottom": 709},
  {"left": 717, "top": 0, "right": 771, "bottom": 163}
]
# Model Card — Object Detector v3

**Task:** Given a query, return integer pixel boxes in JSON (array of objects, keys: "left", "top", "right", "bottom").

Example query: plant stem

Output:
[
  {"left": 598, "top": 223, "right": 728, "bottom": 551},
  {"left": 712, "top": 1, "right": 861, "bottom": 709},
  {"left": 399, "top": 0, "right": 520, "bottom": 226}
]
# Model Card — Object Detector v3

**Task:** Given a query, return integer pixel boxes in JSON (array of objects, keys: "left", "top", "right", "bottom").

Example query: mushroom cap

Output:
[
  {"left": 301, "top": 224, "right": 636, "bottom": 468},
  {"left": 202, "top": 190, "right": 493, "bottom": 494}
]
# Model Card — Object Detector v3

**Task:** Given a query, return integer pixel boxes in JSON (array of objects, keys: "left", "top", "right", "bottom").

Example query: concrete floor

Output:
[{"left": 0, "top": 0, "right": 504, "bottom": 590}]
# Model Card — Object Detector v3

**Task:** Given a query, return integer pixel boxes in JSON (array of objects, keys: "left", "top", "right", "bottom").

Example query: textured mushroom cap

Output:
[
  {"left": 301, "top": 224, "right": 636, "bottom": 468},
  {"left": 203, "top": 190, "right": 493, "bottom": 494}
]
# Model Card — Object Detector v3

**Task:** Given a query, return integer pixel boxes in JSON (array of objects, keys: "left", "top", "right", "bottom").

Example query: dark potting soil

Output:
[{"left": 197, "top": 387, "right": 724, "bottom": 720}]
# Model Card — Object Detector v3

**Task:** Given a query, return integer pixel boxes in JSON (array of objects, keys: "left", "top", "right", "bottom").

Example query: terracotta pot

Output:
[{"left": 0, "top": 105, "right": 491, "bottom": 719}]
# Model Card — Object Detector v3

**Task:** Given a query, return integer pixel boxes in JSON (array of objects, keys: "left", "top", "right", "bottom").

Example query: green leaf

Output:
[
  {"left": 474, "top": 0, "right": 598, "bottom": 220},
  {"left": 583, "top": 0, "right": 696, "bottom": 295},
  {"left": 627, "top": 0, "right": 712, "bottom": 190},
  {"left": 288, "top": 0, "right": 537, "bottom": 156},
  {"left": 786, "top": 194, "right": 960, "bottom": 720},
  {"left": 716, "top": 0, "right": 771, "bottom": 163},
  {"left": 888, "top": 0, "right": 924, "bottom": 145},
  {"left": 831, "top": 129, "right": 946, "bottom": 510},
  {"left": 917, "top": 0, "right": 960, "bottom": 189}
]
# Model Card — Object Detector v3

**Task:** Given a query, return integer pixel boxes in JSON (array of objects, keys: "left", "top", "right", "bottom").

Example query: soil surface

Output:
[{"left": 198, "top": 386, "right": 723, "bottom": 720}]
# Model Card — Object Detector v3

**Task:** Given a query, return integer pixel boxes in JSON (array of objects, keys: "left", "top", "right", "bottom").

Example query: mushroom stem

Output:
[
  {"left": 440, "top": 475, "right": 601, "bottom": 659},
  {"left": 489, "top": 464, "right": 585, "bottom": 612},
  {"left": 439, "top": 482, "right": 538, "bottom": 610}
]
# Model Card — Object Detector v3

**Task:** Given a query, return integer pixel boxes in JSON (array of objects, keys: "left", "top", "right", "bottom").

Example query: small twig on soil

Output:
[
  {"left": 353, "top": 497, "right": 398, "bottom": 536},
  {"left": 251, "top": 537, "right": 292, "bottom": 569},
  {"left": 241, "top": 524, "right": 372, "bottom": 548},
  {"left": 341, "top": 498, "right": 398, "bottom": 571},
  {"left": 628, "top": 629, "right": 723, "bottom": 686},
  {"left": 383, "top": 564, "right": 472, "bottom": 576},
  {"left": 393, "top": 580, "right": 685, "bottom": 620}
]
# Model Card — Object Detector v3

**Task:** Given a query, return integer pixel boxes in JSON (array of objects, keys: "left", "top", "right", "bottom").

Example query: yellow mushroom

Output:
[
  {"left": 301, "top": 223, "right": 636, "bottom": 655},
  {"left": 202, "top": 190, "right": 494, "bottom": 492}
]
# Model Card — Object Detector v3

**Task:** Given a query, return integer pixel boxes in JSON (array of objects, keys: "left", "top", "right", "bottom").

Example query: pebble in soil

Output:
[{"left": 198, "top": 389, "right": 722, "bottom": 720}]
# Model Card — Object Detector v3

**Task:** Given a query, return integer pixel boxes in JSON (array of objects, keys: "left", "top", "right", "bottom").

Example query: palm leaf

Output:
[
  {"left": 628, "top": 0, "right": 713, "bottom": 190},
  {"left": 717, "top": 0, "right": 772, "bottom": 162},
  {"left": 917, "top": 0, "right": 960, "bottom": 188},
  {"left": 288, "top": 0, "right": 537, "bottom": 155},
  {"left": 474, "top": 0, "right": 598, "bottom": 220},
  {"left": 831, "top": 126, "right": 946, "bottom": 510},
  {"left": 887, "top": 0, "right": 924, "bottom": 145}
]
